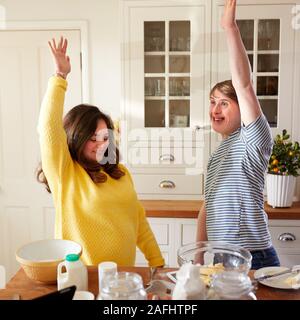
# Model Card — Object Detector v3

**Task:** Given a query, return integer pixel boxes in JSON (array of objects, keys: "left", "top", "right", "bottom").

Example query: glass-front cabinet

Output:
[
  {"left": 212, "top": 2, "right": 295, "bottom": 150},
  {"left": 122, "top": 1, "right": 211, "bottom": 199},
  {"left": 125, "top": 4, "right": 211, "bottom": 140},
  {"left": 237, "top": 18, "right": 280, "bottom": 128}
]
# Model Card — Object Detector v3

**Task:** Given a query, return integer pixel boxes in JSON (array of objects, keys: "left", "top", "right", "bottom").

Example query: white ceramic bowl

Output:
[{"left": 16, "top": 239, "right": 82, "bottom": 283}]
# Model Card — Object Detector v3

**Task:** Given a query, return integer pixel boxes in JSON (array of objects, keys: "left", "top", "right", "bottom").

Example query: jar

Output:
[
  {"left": 98, "top": 261, "right": 117, "bottom": 290},
  {"left": 99, "top": 272, "right": 147, "bottom": 300},
  {"left": 57, "top": 253, "right": 88, "bottom": 291},
  {"left": 97, "top": 261, "right": 118, "bottom": 300},
  {"left": 209, "top": 271, "right": 256, "bottom": 300}
]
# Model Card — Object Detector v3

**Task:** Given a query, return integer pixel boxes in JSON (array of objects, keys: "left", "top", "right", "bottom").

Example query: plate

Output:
[{"left": 254, "top": 266, "right": 300, "bottom": 289}]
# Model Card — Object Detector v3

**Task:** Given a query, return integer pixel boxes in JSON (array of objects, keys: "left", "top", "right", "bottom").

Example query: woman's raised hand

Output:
[
  {"left": 48, "top": 36, "right": 71, "bottom": 79},
  {"left": 221, "top": 0, "right": 237, "bottom": 30}
]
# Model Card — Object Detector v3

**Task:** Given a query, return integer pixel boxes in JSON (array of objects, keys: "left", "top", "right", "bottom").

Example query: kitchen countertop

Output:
[
  {"left": 1, "top": 266, "right": 300, "bottom": 300},
  {"left": 141, "top": 200, "right": 300, "bottom": 219}
]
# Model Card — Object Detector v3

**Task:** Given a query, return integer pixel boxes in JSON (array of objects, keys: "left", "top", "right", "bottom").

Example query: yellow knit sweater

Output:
[{"left": 38, "top": 76, "right": 164, "bottom": 267}]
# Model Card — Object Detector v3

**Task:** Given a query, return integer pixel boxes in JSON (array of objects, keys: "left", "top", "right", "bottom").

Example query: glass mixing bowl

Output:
[{"left": 177, "top": 241, "right": 252, "bottom": 274}]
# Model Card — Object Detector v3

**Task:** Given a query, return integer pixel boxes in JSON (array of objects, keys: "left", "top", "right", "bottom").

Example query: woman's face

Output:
[
  {"left": 83, "top": 119, "right": 109, "bottom": 163},
  {"left": 209, "top": 89, "right": 241, "bottom": 138}
]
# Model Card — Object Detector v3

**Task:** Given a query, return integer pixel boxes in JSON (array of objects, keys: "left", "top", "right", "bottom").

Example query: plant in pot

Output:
[{"left": 267, "top": 129, "right": 300, "bottom": 208}]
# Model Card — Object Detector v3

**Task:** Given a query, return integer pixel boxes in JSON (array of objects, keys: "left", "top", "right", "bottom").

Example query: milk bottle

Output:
[{"left": 57, "top": 253, "right": 88, "bottom": 291}]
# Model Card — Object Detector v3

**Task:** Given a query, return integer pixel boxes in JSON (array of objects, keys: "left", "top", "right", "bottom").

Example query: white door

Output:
[{"left": 0, "top": 30, "right": 82, "bottom": 280}]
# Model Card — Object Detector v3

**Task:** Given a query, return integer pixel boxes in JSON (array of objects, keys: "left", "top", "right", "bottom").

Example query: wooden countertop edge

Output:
[
  {"left": 3, "top": 267, "right": 300, "bottom": 300},
  {"left": 141, "top": 200, "right": 300, "bottom": 219}
]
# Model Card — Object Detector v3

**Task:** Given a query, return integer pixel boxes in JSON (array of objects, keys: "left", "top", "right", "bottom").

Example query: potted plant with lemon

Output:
[{"left": 267, "top": 130, "right": 300, "bottom": 208}]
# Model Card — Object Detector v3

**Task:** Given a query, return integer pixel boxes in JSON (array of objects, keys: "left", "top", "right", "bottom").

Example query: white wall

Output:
[{"left": 0, "top": 0, "right": 121, "bottom": 120}]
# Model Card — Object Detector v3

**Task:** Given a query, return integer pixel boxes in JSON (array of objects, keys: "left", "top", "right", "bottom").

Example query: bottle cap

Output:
[{"left": 66, "top": 253, "right": 80, "bottom": 262}]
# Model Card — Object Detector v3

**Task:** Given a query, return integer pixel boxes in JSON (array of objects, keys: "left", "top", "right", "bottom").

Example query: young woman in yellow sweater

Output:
[{"left": 37, "top": 37, "right": 164, "bottom": 267}]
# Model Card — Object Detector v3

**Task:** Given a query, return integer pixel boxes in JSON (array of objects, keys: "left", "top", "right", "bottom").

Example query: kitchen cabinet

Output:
[
  {"left": 136, "top": 217, "right": 195, "bottom": 267},
  {"left": 136, "top": 217, "right": 300, "bottom": 268},
  {"left": 136, "top": 218, "right": 176, "bottom": 266},
  {"left": 122, "top": 0, "right": 211, "bottom": 200},
  {"left": 269, "top": 219, "right": 300, "bottom": 267},
  {"left": 122, "top": 0, "right": 300, "bottom": 199}
]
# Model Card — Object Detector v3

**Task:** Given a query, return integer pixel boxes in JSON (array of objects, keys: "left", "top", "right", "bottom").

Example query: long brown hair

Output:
[
  {"left": 37, "top": 104, "right": 124, "bottom": 193},
  {"left": 210, "top": 79, "right": 238, "bottom": 104}
]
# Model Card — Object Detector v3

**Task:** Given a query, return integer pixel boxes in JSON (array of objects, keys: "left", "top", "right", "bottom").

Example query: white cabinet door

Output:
[
  {"left": 269, "top": 220, "right": 300, "bottom": 267},
  {"left": 275, "top": 253, "right": 300, "bottom": 268},
  {"left": 124, "top": 1, "right": 211, "bottom": 139},
  {"left": 175, "top": 218, "right": 197, "bottom": 247},
  {"left": 0, "top": 29, "right": 82, "bottom": 280},
  {"left": 122, "top": 1, "right": 211, "bottom": 200},
  {"left": 136, "top": 217, "right": 198, "bottom": 268},
  {"left": 135, "top": 218, "right": 176, "bottom": 267}
]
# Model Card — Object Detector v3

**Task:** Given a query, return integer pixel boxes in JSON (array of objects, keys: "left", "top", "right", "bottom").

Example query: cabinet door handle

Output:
[
  {"left": 194, "top": 125, "right": 210, "bottom": 131},
  {"left": 159, "top": 180, "right": 176, "bottom": 189},
  {"left": 159, "top": 154, "right": 175, "bottom": 162},
  {"left": 278, "top": 233, "right": 296, "bottom": 242}
]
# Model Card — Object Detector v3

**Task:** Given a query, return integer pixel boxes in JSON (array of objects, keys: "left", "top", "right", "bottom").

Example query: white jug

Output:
[{"left": 57, "top": 253, "right": 88, "bottom": 291}]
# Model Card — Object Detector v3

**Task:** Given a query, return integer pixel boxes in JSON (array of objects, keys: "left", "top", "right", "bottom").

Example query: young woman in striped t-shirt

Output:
[{"left": 196, "top": 0, "right": 280, "bottom": 269}]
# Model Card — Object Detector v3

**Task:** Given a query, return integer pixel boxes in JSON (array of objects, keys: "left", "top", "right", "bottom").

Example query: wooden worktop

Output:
[
  {"left": 141, "top": 200, "right": 300, "bottom": 219},
  {"left": 1, "top": 267, "right": 300, "bottom": 300}
]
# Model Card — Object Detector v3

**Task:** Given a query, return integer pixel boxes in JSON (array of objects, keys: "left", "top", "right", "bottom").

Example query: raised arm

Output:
[
  {"left": 222, "top": 0, "right": 261, "bottom": 126},
  {"left": 37, "top": 37, "right": 72, "bottom": 190}
]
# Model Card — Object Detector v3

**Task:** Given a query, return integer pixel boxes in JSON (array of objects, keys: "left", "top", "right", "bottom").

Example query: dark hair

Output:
[
  {"left": 210, "top": 79, "right": 238, "bottom": 104},
  {"left": 37, "top": 104, "right": 124, "bottom": 193}
]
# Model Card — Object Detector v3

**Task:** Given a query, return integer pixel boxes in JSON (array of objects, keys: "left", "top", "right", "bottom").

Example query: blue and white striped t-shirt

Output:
[{"left": 205, "top": 115, "right": 273, "bottom": 251}]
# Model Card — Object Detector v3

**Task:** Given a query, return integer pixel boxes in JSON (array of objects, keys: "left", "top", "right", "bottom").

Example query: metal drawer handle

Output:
[
  {"left": 159, "top": 154, "right": 175, "bottom": 162},
  {"left": 159, "top": 180, "right": 176, "bottom": 189},
  {"left": 278, "top": 233, "right": 296, "bottom": 242},
  {"left": 194, "top": 125, "right": 211, "bottom": 131}
]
